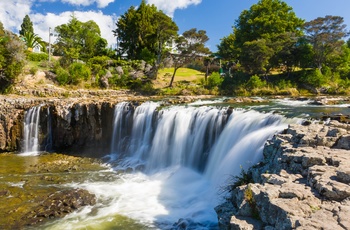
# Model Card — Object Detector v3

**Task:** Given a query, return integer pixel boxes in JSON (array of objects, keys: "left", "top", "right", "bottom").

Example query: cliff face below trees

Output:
[
  {"left": 0, "top": 95, "right": 116, "bottom": 154},
  {"left": 216, "top": 121, "right": 350, "bottom": 230},
  {"left": 0, "top": 93, "right": 213, "bottom": 154}
]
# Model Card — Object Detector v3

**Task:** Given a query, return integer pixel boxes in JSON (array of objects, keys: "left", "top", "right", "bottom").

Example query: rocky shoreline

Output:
[{"left": 216, "top": 120, "right": 350, "bottom": 229}]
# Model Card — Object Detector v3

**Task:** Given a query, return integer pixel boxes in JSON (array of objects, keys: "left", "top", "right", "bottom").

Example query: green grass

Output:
[
  {"left": 155, "top": 67, "right": 205, "bottom": 88},
  {"left": 158, "top": 67, "right": 204, "bottom": 78}
]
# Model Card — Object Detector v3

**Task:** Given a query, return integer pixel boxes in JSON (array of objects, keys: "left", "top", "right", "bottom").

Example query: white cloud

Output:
[
  {"left": 31, "top": 11, "right": 117, "bottom": 47},
  {"left": 147, "top": 0, "right": 202, "bottom": 17},
  {"left": 0, "top": 0, "right": 117, "bottom": 47},
  {"left": 0, "top": 0, "right": 32, "bottom": 31},
  {"left": 63, "top": 0, "right": 115, "bottom": 8},
  {"left": 39, "top": 0, "right": 115, "bottom": 8}
]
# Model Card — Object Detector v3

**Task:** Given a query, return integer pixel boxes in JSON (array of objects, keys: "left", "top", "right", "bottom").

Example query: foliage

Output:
[
  {"left": 168, "top": 28, "right": 211, "bottom": 87},
  {"left": 218, "top": 0, "right": 304, "bottom": 75},
  {"left": 55, "top": 66, "right": 70, "bottom": 85},
  {"left": 19, "top": 15, "right": 34, "bottom": 36},
  {"left": 304, "top": 15, "right": 348, "bottom": 71},
  {"left": 114, "top": 0, "right": 178, "bottom": 76},
  {"left": 0, "top": 22, "right": 26, "bottom": 93},
  {"left": 240, "top": 39, "right": 274, "bottom": 74},
  {"left": 55, "top": 16, "right": 107, "bottom": 66},
  {"left": 233, "top": 0, "right": 304, "bottom": 47},
  {"left": 246, "top": 75, "right": 267, "bottom": 90},
  {"left": 54, "top": 62, "right": 91, "bottom": 85},
  {"left": 27, "top": 52, "right": 48, "bottom": 62},
  {"left": 301, "top": 69, "right": 328, "bottom": 88},
  {"left": 22, "top": 31, "right": 46, "bottom": 51},
  {"left": 207, "top": 72, "right": 224, "bottom": 89},
  {"left": 68, "top": 63, "right": 91, "bottom": 84}
]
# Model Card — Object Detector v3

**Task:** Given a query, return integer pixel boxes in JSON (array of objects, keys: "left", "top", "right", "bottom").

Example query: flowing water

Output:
[
  {"left": 22, "top": 106, "right": 42, "bottom": 156},
  {"left": 16, "top": 98, "right": 350, "bottom": 229}
]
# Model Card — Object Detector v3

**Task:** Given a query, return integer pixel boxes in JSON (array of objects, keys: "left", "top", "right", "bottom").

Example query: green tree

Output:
[
  {"left": 19, "top": 15, "right": 34, "bottom": 36},
  {"left": 22, "top": 31, "right": 46, "bottom": 51},
  {"left": 240, "top": 39, "right": 274, "bottom": 74},
  {"left": 217, "top": 33, "right": 237, "bottom": 61},
  {"left": 55, "top": 15, "right": 107, "bottom": 66},
  {"left": 221, "top": 0, "right": 304, "bottom": 74},
  {"left": 114, "top": 0, "right": 178, "bottom": 77},
  {"left": 304, "top": 15, "right": 348, "bottom": 72},
  {"left": 0, "top": 21, "right": 26, "bottom": 93},
  {"left": 168, "top": 28, "right": 211, "bottom": 87}
]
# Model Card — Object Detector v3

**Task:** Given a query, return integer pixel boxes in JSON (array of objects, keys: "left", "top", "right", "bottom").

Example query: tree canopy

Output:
[
  {"left": 218, "top": 0, "right": 304, "bottom": 74},
  {"left": 19, "top": 15, "right": 34, "bottom": 37},
  {"left": 0, "top": 21, "right": 26, "bottom": 93},
  {"left": 55, "top": 15, "right": 107, "bottom": 66},
  {"left": 168, "top": 28, "right": 211, "bottom": 87},
  {"left": 114, "top": 0, "right": 178, "bottom": 64},
  {"left": 304, "top": 15, "right": 348, "bottom": 71}
]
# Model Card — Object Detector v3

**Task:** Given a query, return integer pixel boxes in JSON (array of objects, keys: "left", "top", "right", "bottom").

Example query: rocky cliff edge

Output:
[{"left": 216, "top": 120, "right": 350, "bottom": 230}]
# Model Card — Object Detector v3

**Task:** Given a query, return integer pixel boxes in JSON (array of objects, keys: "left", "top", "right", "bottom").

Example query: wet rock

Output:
[{"left": 24, "top": 189, "right": 96, "bottom": 226}]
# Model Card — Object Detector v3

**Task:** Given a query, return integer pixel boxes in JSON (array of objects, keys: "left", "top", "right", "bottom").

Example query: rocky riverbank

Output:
[{"left": 216, "top": 120, "right": 350, "bottom": 229}]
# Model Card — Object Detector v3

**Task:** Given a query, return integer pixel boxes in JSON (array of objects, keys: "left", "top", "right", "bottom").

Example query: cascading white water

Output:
[
  {"left": 110, "top": 102, "right": 132, "bottom": 158},
  {"left": 44, "top": 102, "right": 298, "bottom": 230},
  {"left": 22, "top": 106, "right": 42, "bottom": 155}
]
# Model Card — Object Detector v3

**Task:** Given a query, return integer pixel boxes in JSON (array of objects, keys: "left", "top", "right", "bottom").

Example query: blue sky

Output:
[{"left": 1, "top": 0, "right": 349, "bottom": 51}]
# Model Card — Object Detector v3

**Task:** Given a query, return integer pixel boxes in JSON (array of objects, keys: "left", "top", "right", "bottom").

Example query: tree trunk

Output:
[
  {"left": 169, "top": 67, "right": 179, "bottom": 88},
  {"left": 205, "top": 65, "right": 209, "bottom": 83}
]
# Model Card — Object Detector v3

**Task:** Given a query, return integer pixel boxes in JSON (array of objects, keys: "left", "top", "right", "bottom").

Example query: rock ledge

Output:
[{"left": 217, "top": 120, "right": 350, "bottom": 230}]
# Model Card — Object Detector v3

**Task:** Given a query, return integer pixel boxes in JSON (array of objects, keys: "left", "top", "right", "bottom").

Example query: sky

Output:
[{"left": 1, "top": 0, "right": 350, "bottom": 52}]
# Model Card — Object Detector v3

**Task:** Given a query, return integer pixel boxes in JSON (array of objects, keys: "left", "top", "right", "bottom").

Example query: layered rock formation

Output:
[
  {"left": 217, "top": 121, "right": 350, "bottom": 229},
  {"left": 0, "top": 94, "right": 213, "bottom": 154}
]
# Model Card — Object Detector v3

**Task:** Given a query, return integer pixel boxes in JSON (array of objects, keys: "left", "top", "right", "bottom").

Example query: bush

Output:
[
  {"left": 68, "top": 62, "right": 91, "bottom": 84},
  {"left": 55, "top": 67, "right": 70, "bottom": 85},
  {"left": 246, "top": 75, "right": 267, "bottom": 90},
  {"left": 301, "top": 69, "right": 328, "bottom": 87},
  {"left": 27, "top": 52, "right": 48, "bottom": 62},
  {"left": 207, "top": 72, "right": 224, "bottom": 89}
]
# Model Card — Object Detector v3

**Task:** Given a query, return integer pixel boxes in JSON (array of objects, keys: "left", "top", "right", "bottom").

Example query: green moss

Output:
[{"left": 244, "top": 185, "right": 260, "bottom": 220}]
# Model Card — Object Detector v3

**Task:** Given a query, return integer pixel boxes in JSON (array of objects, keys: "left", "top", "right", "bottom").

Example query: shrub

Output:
[
  {"left": 55, "top": 67, "right": 70, "bottom": 85},
  {"left": 68, "top": 62, "right": 91, "bottom": 84},
  {"left": 301, "top": 69, "right": 328, "bottom": 87},
  {"left": 27, "top": 52, "right": 48, "bottom": 62},
  {"left": 246, "top": 75, "right": 267, "bottom": 90},
  {"left": 207, "top": 72, "right": 224, "bottom": 89}
]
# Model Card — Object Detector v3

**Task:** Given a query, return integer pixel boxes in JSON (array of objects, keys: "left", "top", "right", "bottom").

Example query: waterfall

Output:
[
  {"left": 22, "top": 106, "right": 42, "bottom": 155},
  {"left": 43, "top": 101, "right": 298, "bottom": 230},
  {"left": 110, "top": 102, "right": 133, "bottom": 157},
  {"left": 109, "top": 102, "right": 289, "bottom": 178},
  {"left": 110, "top": 103, "right": 228, "bottom": 171}
]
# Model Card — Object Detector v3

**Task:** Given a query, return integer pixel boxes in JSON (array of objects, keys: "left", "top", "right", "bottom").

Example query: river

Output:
[{"left": 1, "top": 97, "right": 350, "bottom": 229}]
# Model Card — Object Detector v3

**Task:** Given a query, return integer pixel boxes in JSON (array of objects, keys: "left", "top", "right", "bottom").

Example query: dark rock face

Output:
[
  {"left": 0, "top": 94, "right": 215, "bottom": 155},
  {"left": 217, "top": 121, "right": 350, "bottom": 230},
  {"left": 0, "top": 98, "right": 31, "bottom": 152},
  {"left": 0, "top": 96, "right": 117, "bottom": 155},
  {"left": 49, "top": 101, "right": 115, "bottom": 155}
]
